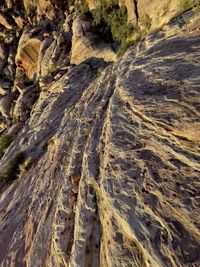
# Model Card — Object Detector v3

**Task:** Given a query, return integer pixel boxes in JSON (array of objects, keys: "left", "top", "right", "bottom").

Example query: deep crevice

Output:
[{"left": 134, "top": 0, "right": 139, "bottom": 21}]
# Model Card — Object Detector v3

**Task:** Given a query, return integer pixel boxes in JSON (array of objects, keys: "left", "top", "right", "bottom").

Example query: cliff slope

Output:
[{"left": 0, "top": 1, "right": 200, "bottom": 267}]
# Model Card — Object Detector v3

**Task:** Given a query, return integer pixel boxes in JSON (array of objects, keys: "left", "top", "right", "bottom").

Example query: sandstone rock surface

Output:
[
  {"left": 138, "top": 0, "right": 200, "bottom": 30},
  {"left": 70, "top": 15, "right": 116, "bottom": 65},
  {"left": 0, "top": 13, "right": 13, "bottom": 29},
  {"left": 16, "top": 38, "right": 41, "bottom": 80},
  {"left": 85, "top": 0, "right": 200, "bottom": 30},
  {"left": 119, "top": 0, "right": 137, "bottom": 25},
  {"left": 0, "top": 1, "right": 200, "bottom": 267},
  {"left": 86, "top": 0, "right": 137, "bottom": 24}
]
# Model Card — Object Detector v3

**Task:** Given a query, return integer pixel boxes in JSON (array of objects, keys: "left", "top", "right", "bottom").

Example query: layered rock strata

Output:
[{"left": 0, "top": 1, "right": 200, "bottom": 267}]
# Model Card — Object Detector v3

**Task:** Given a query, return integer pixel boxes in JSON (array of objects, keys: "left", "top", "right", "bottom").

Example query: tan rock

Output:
[
  {"left": 119, "top": 0, "right": 138, "bottom": 25},
  {"left": 0, "top": 13, "right": 13, "bottom": 29},
  {"left": 5, "top": 0, "right": 14, "bottom": 9},
  {"left": 0, "top": 3, "right": 200, "bottom": 267},
  {"left": 85, "top": 0, "right": 100, "bottom": 10},
  {"left": 70, "top": 15, "right": 116, "bottom": 65},
  {"left": 138, "top": 0, "right": 199, "bottom": 30},
  {"left": 12, "top": 15, "right": 26, "bottom": 29},
  {"left": 22, "top": 0, "right": 58, "bottom": 20},
  {"left": 16, "top": 38, "right": 41, "bottom": 80},
  {"left": 38, "top": 31, "right": 71, "bottom": 80},
  {"left": 37, "top": 35, "right": 54, "bottom": 79},
  {"left": 0, "top": 88, "right": 7, "bottom": 95}
]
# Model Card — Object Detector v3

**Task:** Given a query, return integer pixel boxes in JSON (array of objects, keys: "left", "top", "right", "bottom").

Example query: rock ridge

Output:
[{"left": 0, "top": 1, "right": 200, "bottom": 267}]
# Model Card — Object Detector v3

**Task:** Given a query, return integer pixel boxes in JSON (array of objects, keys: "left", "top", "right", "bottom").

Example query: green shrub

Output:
[
  {"left": 75, "top": 0, "right": 157, "bottom": 56},
  {"left": 116, "top": 40, "right": 133, "bottom": 57},
  {"left": 75, "top": 0, "right": 135, "bottom": 56},
  {"left": 0, "top": 152, "right": 26, "bottom": 183},
  {"left": 0, "top": 135, "right": 14, "bottom": 159},
  {"left": 18, "top": 156, "right": 33, "bottom": 175},
  {"left": 75, "top": 0, "right": 89, "bottom": 14},
  {"left": 91, "top": 0, "right": 133, "bottom": 44}
]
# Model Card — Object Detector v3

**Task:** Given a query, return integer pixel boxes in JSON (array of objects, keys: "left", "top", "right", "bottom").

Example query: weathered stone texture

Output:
[{"left": 0, "top": 1, "right": 200, "bottom": 267}]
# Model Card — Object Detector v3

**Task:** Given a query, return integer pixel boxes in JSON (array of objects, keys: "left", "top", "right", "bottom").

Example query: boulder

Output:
[
  {"left": 16, "top": 38, "right": 41, "bottom": 80},
  {"left": 70, "top": 15, "right": 116, "bottom": 65}
]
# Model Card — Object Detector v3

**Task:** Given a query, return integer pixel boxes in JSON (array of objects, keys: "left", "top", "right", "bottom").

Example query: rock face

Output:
[
  {"left": 119, "top": 0, "right": 138, "bottom": 25},
  {"left": 86, "top": 0, "right": 137, "bottom": 25},
  {"left": 21, "top": 0, "right": 58, "bottom": 20},
  {"left": 0, "top": 1, "right": 200, "bottom": 267},
  {"left": 16, "top": 38, "right": 41, "bottom": 80},
  {"left": 70, "top": 15, "right": 116, "bottom": 65},
  {"left": 85, "top": 0, "right": 200, "bottom": 29},
  {"left": 138, "top": 0, "right": 200, "bottom": 30},
  {"left": 0, "top": 13, "right": 13, "bottom": 29}
]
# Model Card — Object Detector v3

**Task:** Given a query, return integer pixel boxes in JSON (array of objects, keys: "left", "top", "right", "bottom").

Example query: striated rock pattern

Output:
[
  {"left": 0, "top": 1, "right": 200, "bottom": 267},
  {"left": 16, "top": 38, "right": 41, "bottom": 80}
]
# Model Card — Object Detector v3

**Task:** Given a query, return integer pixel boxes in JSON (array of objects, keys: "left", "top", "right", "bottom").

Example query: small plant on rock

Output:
[
  {"left": 75, "top": 0, "right": 135, "bottom": 56},
  {"left": 75, "top": 0, "right": 89, "bottom": 14},
  {"left": 0, "top": 152, "right": 26, "bottom": 183},
  {"left": 0, "top": 135, "right": 14, "bottom": 159},
  {"left": 91, "top": 0, "right": 133, "bottom": 44}
]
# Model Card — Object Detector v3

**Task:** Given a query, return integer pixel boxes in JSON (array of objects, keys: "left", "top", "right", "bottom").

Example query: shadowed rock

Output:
[
  {"left": 0, "top": 14, "right": 200, "bottom": 267},
  {"left": 0, "top": 2, "right": 200, "bottom": 267},
  {"left": 0, "top": 92, "right": 16, "bottom": 119}
]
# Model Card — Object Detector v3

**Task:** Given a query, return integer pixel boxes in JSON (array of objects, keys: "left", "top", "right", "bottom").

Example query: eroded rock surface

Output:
[
  {"left": 70, "top": 15, "right": 116, "bottom": 65},
  {"left": 16, "top": 38, "right": 41, "bottom": 80},
  {"left": 0, "top": 1, "right": 200, "bottom": 267},
  {"left": 137, "top": 0, "right": 199, "bottom": 29},
  {"left": 85, "top": 0, "right": 200, "bottom": 29}
]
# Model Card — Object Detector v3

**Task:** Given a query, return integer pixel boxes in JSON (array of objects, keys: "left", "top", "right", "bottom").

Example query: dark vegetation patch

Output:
[
  {"left": 0, "top": 152, "right": 26, "bottom": 183},
  {"left": 75, "top": 0, "right": 135, "bottom": 56},
  {"left": 0, "top": 135, "right": 14, "bottom": 159}
]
